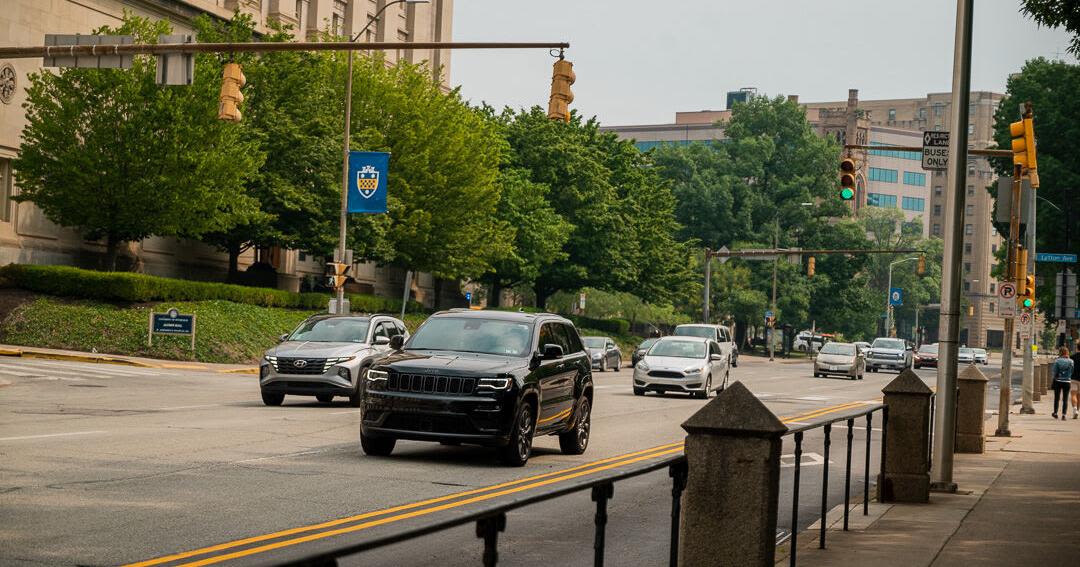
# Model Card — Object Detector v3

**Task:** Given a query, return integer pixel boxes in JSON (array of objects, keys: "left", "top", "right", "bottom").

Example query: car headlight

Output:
[
  {"left": 477, "top": 377, "right": 512, "bottom": 390},
  {"left": 366, "top": 369, "right": 388, "bottom": 382},
  {"left": 326, "top": 356, "right": 355, "bottom": 365},
  {"left": 684, "top": 366, "right": 703, "bottom": 375},
  {"left": 637, "top": 361, "right": 650, "bottom": 371}
]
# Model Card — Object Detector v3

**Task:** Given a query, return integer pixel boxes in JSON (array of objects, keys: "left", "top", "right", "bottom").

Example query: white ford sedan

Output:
[{"left": 632, "top": 336, "right": 730, "bottom": 399}]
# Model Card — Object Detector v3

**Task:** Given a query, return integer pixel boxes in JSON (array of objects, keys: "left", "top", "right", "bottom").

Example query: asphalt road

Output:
[{"left": 0, "top": 355, "right": 938, "bottom": 566}]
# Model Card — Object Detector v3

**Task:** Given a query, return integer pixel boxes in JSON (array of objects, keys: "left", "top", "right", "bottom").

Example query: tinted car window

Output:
[
  {"left": 583, "top": 337, "right": 605, "bottom": 349},
  {"left": 551, "top": 324, "right": 575, "bottom": 355},
  {"left": 821, "top": 343, "right": 856, "bottom": 355},
  {"left": 709, "top": 342, "right": 720, "bottom": 356},
  {"left": 872, "top": 338, "right": 905, "bottom": 350},
  {"left": 637, "top": 338, "right": 658, "bottom": 350},
  {"left": 562, "top": 324, "right": 585, "bottom": 353},
  {"left": 674, "top": 326, "right": 718, "bottom": 340},
  {"left": 408, "top": 317, "right": 532, "bottom": 357},
  {"left": 288, "top": 318, "right": 370, "bottom": 343}
]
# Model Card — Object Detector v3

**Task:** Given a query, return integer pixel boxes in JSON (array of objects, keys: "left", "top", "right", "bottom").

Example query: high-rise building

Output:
[
  {"left": 602, "top": 88, "right": 1006, "bottom": 347},
  {"left": 0, "top": 0, "right": 457, "bottom": 306}
]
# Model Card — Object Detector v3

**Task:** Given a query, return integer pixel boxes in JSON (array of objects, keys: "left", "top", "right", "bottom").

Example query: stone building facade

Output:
[{"left": 0, "top": 0, "right": 459, "bottom": 307}]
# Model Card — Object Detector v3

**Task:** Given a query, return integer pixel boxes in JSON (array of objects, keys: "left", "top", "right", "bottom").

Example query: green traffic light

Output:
[
  {"left": 1022, "top": 298, "right": 1034, "bottom": 308},
  {"left": 840, "top": 188, "right": 854, "bottom": 200}
]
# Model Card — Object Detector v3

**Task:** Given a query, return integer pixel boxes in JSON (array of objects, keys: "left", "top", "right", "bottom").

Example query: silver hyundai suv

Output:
[{"left": 259, "top": 314, "right": 408, "bottom": 407}]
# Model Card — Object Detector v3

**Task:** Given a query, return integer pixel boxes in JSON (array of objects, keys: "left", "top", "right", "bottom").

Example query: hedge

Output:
[
  {"left": 568, "top": 315, "right": 631, "bottom": 336},
  {"left": 0, "top": 264, "right": 422, "bottom": 313}
]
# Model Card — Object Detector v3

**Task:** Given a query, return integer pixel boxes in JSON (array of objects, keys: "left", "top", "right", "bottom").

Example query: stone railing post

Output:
[
  {"left": 956, "top": 364, "right": 988, "bottom": 453},
  {"left": 679, "top": 381, "right": 787, "bottom": 567},
  {"left": 1032, "top": 361, "right": 1042, "bottom": 402},
  {"left": 878, "top": 369, "right": 932, "bottom": 503},
  {"left": 1039, "top": 361, "right": 1049, "bottom": 396}
]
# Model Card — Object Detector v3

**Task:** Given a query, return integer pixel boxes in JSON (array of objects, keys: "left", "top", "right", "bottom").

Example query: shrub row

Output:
[
  {"left": 0, "top": 264, "right": 421, "bottom": 313},
  {"left": 568, "top": 315, "right": 631, "bottom": 337}
]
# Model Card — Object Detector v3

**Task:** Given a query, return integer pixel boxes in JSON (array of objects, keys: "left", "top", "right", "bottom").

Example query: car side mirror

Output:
[
  {"left": 374, "top": 336, "right": 391, "bottom": 346},
  {"left": 710, "top": 354, "right": 723, "bottom": 361},
  {"left": 278, "top": 333, "right": 289, "bottom": 342},
  {"left": 542, "top": 344, "right": 564, "bottom": 360},
  {"left": 389, "top": 335, "right": 405, "bottom": 350}
]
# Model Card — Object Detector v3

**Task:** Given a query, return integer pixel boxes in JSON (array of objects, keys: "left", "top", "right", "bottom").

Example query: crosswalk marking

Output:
[{"left": 0, "top": 358, "right": 168, "bottom": 379}]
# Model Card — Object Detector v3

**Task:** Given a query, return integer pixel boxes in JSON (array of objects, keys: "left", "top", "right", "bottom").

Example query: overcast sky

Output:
[{"left": 449, "top": 0, "right": 1078, "bottom": 125}]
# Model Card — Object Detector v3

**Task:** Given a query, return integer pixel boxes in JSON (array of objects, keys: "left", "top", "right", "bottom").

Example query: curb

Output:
[
  {"left": 218, "top": 367, "right": 259, "bottom": 375},
  {"left": 16, "top": 349, "right": 155, "bottom": 367}
]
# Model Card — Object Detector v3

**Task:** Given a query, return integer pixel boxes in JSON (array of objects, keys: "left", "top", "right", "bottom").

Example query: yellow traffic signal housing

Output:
[
  {"left": 917, "top": 255, "right": 926, "bottom": 276},
  {"left": 1021, "top": 275, "right": 1036, "bottom": 309},
  {"left": 1015, "top": 247, "right": 1028, "bottom": 293},
  {"left": 218, "top": 62, "right": 246, "bottom": 122},
  {"left": 807, "top": 256, "right": 815, "bottom": 278},
  {"left": 547, "top": 58, "right": 575, "bottom": 122},
  {"left": 325, "top": 262, "right": 349, "bottom": 289},
  {"left": 1009, "top": 117, "right": 1037, "bottom": 172},
  {"left": 839, "top": 158, "right": 856, "bottom": 200}
]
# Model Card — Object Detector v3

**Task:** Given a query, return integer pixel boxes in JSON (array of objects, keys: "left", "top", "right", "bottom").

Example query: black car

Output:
[
  {"left": 632, "top": 338, "right": 658, "bottom": 367},
  {"left": 360, "top": 310, "right": 594, "bottom": 466}
]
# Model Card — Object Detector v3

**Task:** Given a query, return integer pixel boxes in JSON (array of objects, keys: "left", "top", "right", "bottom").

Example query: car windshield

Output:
[
  {"left": 820, "top": 343, "right": 856, "bottom": 356},
  {"left": 637, "top": 338, "right": 658, "bottom": 350},
  {"left": 406, "top": 317, "right": 533, "bottom": 357},
  {"left": 960, "top": 348, "right": 974, "bottom": 356},
  {"left": 287, "top": 318, "right": 370, "bottom": 343},
  {"left": 872, "top": 339, "right": 905, "bottom": 350},
  {"left": 673, "top": 326, "right": 715, "bottom": 339},
  {"left": 648, "top": 340, "right": 706, "bottom": 359},
  {"left": 920, "top": 344, "right": 938, "bottom": 353},
  {"left": 974, "top": 349, "right": 987, "bottom": 355},
  {"left": 583, "top": 337, "right": 606, "bottom": 349}
]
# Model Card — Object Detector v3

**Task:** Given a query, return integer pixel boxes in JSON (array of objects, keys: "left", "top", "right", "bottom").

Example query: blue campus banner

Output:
[
  {"left": 347, "top": 151, "right": 390, "bottom": 214},
  {"left": 889, "top": 287, "right": 903, "bottom": 306}
]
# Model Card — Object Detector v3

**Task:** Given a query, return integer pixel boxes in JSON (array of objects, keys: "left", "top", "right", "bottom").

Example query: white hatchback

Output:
[{"left": 633, "top": 336, "right": 730, "bottom": 399}]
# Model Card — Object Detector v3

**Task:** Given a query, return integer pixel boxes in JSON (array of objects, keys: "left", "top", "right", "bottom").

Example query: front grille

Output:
[
  {"left": 274, "top": 358, "right": 329, "bottom": 375},
  {"left": 648, "top": 370, "right": 685, "bottom": 379},
  {"left": 386, "top": 373, "right": 476, "bottom": 395},
  {"left": 383, "top": 414, "right": 474, "bottom": 434}
]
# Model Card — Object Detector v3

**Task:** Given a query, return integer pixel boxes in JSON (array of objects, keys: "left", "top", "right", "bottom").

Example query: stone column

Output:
[
  {"left": 679, "top": 381, "right": 787, "bottom": 567},
  {"left": 878, "top": 369, "right": 933, "bottom": 503},
  {"left": 1039, "top": 362, "right": 1049, "bottom": 396},
  {"left": 1032, "top": 361, "right": 1042, "bottom": 402},
  {"left": 956, "top": 364, "right": 989, "bottom": 453}
]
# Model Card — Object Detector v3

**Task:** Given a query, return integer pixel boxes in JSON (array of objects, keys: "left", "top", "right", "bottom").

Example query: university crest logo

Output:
[{"left": 356, "top": 165, "right": 379, "bottom": 199}]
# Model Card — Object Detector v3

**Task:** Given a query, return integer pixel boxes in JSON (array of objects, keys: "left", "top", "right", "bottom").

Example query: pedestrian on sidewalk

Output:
[
  {"left": 1071, "top": 342, "right": 1080, "bottom": 419},
  {"left": 1051, "top": 347, "right": 1074, "bottom": 420}
]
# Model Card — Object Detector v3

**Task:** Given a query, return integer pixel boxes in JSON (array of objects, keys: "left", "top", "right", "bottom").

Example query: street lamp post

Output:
[
  {"left": 886, "top": 257, "right": 919, "bottom": 338},
  {"left": 336, "top": 0, "right": 429, "bottom": 314}
]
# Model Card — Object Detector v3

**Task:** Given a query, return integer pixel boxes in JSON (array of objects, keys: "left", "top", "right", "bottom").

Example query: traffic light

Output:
[
  {"left": 218, "top": 62, "right": 246, "bottom": 122},
  {"left": 839, "top": 158, "right": 856, "bottom": 200},
  {"left": 325, "top": 262, "right": 349, "bottom": 289},
  {"left": 1009, "top": 116, "right": 1037, "bottom": 172},
  {"left": 1020, "top": 275, "right": 1036, "bottom": 309},
  {"left": 547, "top": 58, "right": 575, "bottom": 122},
  {"left": 807, "top": 256, "right": 815, "bottom": 278},
  {"left": 917, "top": 255, "right": 926, "bottom": 276}
]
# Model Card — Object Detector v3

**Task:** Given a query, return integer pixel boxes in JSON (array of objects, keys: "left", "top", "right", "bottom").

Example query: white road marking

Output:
[
  {"left": 5, "top": 359, "right": 160, "bottom": 376},
  {"left": 797, "top": 395, "right": 831, "bottom": 402},
  {"left": 780, "top": 452, "right": 830, "bottom": 468},
  {"left": 0, "top": 368, "right": 50, "bottom": 377},
  {"left": 0, "top": 430, "right": 107, "bottom": 442}
]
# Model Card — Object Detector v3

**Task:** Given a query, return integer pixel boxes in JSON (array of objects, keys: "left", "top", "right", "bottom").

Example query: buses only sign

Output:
[{"left": 922, "top": 131, "right": 949, "bottom": 171}]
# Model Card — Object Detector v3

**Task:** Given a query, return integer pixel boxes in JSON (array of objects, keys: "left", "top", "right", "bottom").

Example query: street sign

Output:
[
  {"left": 921, "top": 131, "right": 949, "bottom": 171},
  {"left": 716, "top": 245, "right": 730, "bottom": 265},
  {"left": 1058, "top": 319, "right": 1067, "bottom": 333},
  {"left": 1019, "top": 311, "right": 1031, "bottom": 325},
  {"left": 998, "top": 298, "right": 1016, "bottom": 318},
  {"left": 148, "top": 308, "right": 196, "bottom": 351},
  {"left": 998, "top": 282, "right": 1016, "bottom": 300},
  {"left": 465, "top": 291, "right": 472, "bottom": 303},
  {"left": 1035, "top": 253, "right": 1077, "bottom": 263},
  {"left": 889, "top": 287, "right": 903, "bottom": 306},
  {"left": 994, "top": 177, "right": 1033, "bottom": 225}
]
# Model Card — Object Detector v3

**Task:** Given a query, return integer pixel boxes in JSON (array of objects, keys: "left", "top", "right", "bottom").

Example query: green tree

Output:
[
  {"left": 14, "top": 15, "right": 262, "bottom": 271},
  {"left": 991, "top": 57, "right": 1080, "bottom": 318}
]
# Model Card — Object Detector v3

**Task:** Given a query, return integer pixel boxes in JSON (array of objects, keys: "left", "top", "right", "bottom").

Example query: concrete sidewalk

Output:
[
  {"left": 0, "top": 342, "right": 257, "bottom": 373},
  {"left": 779, "top": 395, "right": 1080, "bottom": 566}
]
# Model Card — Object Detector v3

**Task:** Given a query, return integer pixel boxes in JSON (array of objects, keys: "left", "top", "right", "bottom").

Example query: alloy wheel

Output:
[
  {"left": 517, "top": 405, "right": 534, "bottom": 462},
  {"left": 576, "top": 400, "right": 591, "bottom": 450}
]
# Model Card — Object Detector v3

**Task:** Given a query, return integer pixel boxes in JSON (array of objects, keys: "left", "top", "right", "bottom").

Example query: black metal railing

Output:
[
  {"left": 273, "top": 403, "right": 887, "bottom": 567},
  {"left": 783, "top": 403, "right": 886, "bottom": 566}
]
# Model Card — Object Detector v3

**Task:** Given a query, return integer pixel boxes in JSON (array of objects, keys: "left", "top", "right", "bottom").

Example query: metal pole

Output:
[
  {"left": 336, "top": 50, "right": 354, "bottom": 315},
  {"left": 770, "top": 220, "right": 778, "bottom": 362},
  {"left": 1021, "top": 172, "right": 1037, "bottom": 414},
  {"left": 997, "top": 164, "right": 1022, "bottom": 436},
  {"left": 703, "top": 249, "right": 712, "bottom": 324},
  {"left": 931, "top": 0, "right": 974, "bottom": 492},
  {"left": 886, "top": 264, "right": 894, "bottom": 337}
]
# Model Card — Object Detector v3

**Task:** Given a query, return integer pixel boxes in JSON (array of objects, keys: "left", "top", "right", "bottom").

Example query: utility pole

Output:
[
  {"left": 770, "top": 219, "right": 779, "bottom": 362},
  {"left": 996, "top": 164, "right": 1022, "bottom": 436},
  {"left": 931, "top": 0, "right": 973, "bottom": 493},
  {"left": 1021, "top": 174, "right": 1037, "bottom": 414},
  {"left": 703, "top": 249, "right": 712, "bottom": 324}
]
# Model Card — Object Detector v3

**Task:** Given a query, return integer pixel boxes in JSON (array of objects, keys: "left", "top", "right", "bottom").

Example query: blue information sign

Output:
[
  {"left": 889, "top": 287, "right": 903, "bottom": 306},
  {"left": 1035, "top": 252, "right": 1077, "bottom": 263},
  {"left": 346, "top": 151, "right": 390, "bottom": 214},
  {"left": 152, "top": 311, "right": 194, "bottom": 334}
]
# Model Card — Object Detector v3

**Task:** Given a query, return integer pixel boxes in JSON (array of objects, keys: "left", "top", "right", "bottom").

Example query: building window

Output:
[
  {"left": 965, "top": 224, "right": 973, "bottom": 235},
  {"left": 933, "top": 204, "right": 942, "bottom": 216},
  {"left": 989, "top": 302, "right": 995, "bottom": 313},
  {"left": 968, "top": 123, "right": 975, "bottom": 135},
  {"left": 966, "top": 204, "right": 974, "bottom": 216},
  {"left": 902, "top": 196, "right": 925, "bottom": 212},
  {"left": 967, "top": 185, "right": 974, "bottom": 196},
  {"left": 965, "top": 243, "right": 972, "bottom": 254},
  {"left": 298, "top": 251, "right": 308, "bottom": 262},
  {"left": 968, "top": 165, "right": 976, "bottom": 176},
  {"left": 934, "top": 104, "right": 944, "bottom": 117},
  {"left": 964, "top": 281, "right": 971, "bottom": 292},
  {"left": 903, "top": 171, "right": 926, "bottom": 186},
  {"left": 918, "top": 108, "right": 927, "bottom": 120},
  {"left": 868, "top": 142, "right": 920, "bottom": 160},
  {"left": 0, "top": 158, "right": 11, "bottom": 222},
  {"left": 888, "top": 108, "right": 896, "bottom": 121},
  {"left": 933, "top": 223, "right": 942, "bottom": 236},
  {"left": 332, "top": 0, "right": 346, "bottom": 36},
  {"left": 934, "top": 185, "right": 943, "bottom": 196},
  {"left": 867, "top": 193, "right": 897, "bottom": 208},
  {"left": 991, "top": 244, "right": 998, "bottom": 253},
  {"left": 868, "top": 167, "right": 898, "bottom": 183},
  {"left": 990, "top": 283, "right": 996, "bottom": 294},
  {"left": 296, "top": 0, "right": 304, "bottom": 19},
  {"left": 964, "top": 262, "right": 971, "bottom": 274}
]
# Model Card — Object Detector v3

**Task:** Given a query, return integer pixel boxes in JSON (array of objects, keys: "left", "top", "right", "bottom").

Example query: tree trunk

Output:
[
  {"left": 104, "top": 235, "right": 120, "bottom": 272},
  {"left": 535, "top": 286, "right": 552, "bottom": 312},
  {"left": 489, "top": 280, "right": 503, "bottom": 308},
  {"left": 432, "top": 278, "right": 444, "bottom": 310},
  {"left": 227, "top": 243, "right": 241, "bottom": 283}
]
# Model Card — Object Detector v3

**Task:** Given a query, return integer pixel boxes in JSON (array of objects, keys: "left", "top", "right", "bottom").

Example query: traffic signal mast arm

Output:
[
  {"left": 0, "top": 41, "right": 571, "bottom": 59},
  {"left": 706, "top": 248, "right": 920, "bottom": 259}
]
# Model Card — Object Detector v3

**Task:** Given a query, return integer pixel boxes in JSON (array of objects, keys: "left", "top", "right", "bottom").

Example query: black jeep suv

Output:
[{"left": 360, "top": 310, "right": 594, "bottom": 466}]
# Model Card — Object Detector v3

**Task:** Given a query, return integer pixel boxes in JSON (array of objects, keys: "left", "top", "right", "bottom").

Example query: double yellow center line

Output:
[{"left": 127, "top": 399, "right": 871, "bottom": 567}]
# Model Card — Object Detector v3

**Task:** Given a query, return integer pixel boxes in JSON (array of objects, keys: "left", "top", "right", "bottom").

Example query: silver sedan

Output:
[{"left": 813, "top": 342, "right": 865, "bottom": 380}]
